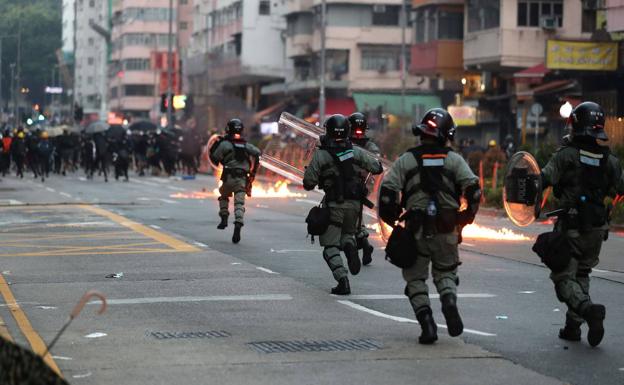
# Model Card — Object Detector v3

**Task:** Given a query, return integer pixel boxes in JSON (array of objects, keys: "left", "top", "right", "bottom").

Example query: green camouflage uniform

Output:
[
  {"left": 381, "top": 146, "right": 478, "bottom": 315},
  {"left": 353, "top": 139, "right": 381, "bottom": 245},
  {"left": 303, "top": 146, "right": 383, "bottom": 282},
  {"left": 541, "top": 143, "right": 624, "bottom": 324},
  {"left": 211, "top": 139, "right": 261, "bottom": 225}
]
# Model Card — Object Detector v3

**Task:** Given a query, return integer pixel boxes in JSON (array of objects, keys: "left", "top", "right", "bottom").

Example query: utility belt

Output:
[
  {"left": 221, "top": 167, "right": 249, "bottom": 181},
  {"left": 549, "top": 203, "right": 609, "bottom": 233},
  {"left": 403, "top": 208, "right": 458, "bottom": 238}
]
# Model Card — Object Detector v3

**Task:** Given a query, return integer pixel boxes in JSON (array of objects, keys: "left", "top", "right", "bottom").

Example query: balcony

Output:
[
  {"left": 410, "top": 40, "right": 463, "bottom": 78},
  {"left": 412, "top": 0, "right": 464, "bottom": 7},
  {"left": 463, "top": 28, "right": 554, "bottom": 70}
]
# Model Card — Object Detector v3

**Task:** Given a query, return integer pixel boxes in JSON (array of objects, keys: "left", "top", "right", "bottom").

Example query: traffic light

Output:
[
  {"left": 160, "top": 93, "right": 173, "bottom": 113},
  {"left": 74, "top": 104, "right": 84, "bottom": 122},
  {"left": 184, "top": 94, "right": 194, "bottom": 116}
]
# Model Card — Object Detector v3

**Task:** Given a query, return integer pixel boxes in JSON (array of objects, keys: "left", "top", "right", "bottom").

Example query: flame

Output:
[
  {"left": 210, "top": 180, "right": 306, "bottom": 198},
  {"left": 366, "top": 221, "right": 531, "bottom": 242},
  {"left": 462, "top": 223, "right": 531, "bottom": 241}
]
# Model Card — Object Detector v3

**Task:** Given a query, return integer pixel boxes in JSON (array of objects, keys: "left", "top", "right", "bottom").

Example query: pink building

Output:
[
  {"left": 606, "top": 0, "right": 624, "bottom": 32},
  {"left": 108, "top": 0, "right": 193, "bottom": 120}
]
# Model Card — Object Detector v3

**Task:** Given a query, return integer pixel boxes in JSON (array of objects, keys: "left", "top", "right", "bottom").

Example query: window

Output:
[
  {"left": 111, "top": 87, "right": 118, "bottom": 98},
  {"left": 180, "top": 0, "right": 188, "bottom": 4},
  {"left": 123, "top": 8, "right": 175, "bottom": 23},
  {"left": 180, "top": 21, "right": 188, "bottom": 30},
  {"left": 517, "top": 1, "right": 563, "bottom": 28},
  {"left": 438, "top": 10, "right": 463, "bottom": 39},
  {"left": 372, "top": 5, "right": 400, "bottom": 26},
  {"left": 414, "top": 10, "right": 425, "bottom": 42},
  {"left": 361, "top": 46, "right": 401, "bottom": 72},
  {"left": 87, "top": 77, "right": 94, "bottom": 85},
  {"left": 123, "top": 85, "right": 154, "bottom": 97},
  {"left": 88, "top": 57, "right": 94, "bottom": 65},
  {"left": 414, "top": 6, "right": 463, "bottom": 43},
  {"left": 467, "top": 0, "right": 500, "bottom": 32},
  {"left": 123, "top": 58, "right": 151, "bottom": 71},
  {"left": 89, "top": 0, "right": 95, "bottom": 7},
  {"left": 582, "top": 1, "right": 598, "bottom": 33},
  {"left": 88, "top": 37, "right": 94, "bottom": 45},
  {"left": 259, "top": 0, "right": 270, "bottom": 15}
]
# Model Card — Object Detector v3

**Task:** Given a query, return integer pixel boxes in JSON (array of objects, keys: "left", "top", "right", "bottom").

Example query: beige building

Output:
[{"left": 108, "top": 0, "right": 193, "bottom": 120}]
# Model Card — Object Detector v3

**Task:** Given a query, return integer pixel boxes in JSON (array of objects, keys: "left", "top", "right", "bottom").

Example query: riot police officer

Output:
[
  {"left": 210, "top": 118, "right": 261, "bottom": 244},
  {"left": 540, "top": 101, "right": 624, "bottom": 347},
  {"left": 378, "top": 108, "right": 480, "bottom": 344},
  {"left": 303, "top": 114, "right": 383, "bottom": 295},
  {"left": 348, "top": 112, "right": 380, "bottom": 266}
]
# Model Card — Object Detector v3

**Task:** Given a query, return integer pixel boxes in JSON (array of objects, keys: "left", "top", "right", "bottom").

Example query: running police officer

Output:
[
  {"left": 303, "top": 114, "right": 383, "bottom": 295},
  {"left": 378, "top": 108, "right": 480, "bottom": 344},
  {"left": 540, "top": 101, "right": 624, "bottom": 347},
  {"left": 210, "top": 118, "right": 261, "bottom": 244},
  {"left": 348, "top": 112, "right": 380, "bottom": 266}
]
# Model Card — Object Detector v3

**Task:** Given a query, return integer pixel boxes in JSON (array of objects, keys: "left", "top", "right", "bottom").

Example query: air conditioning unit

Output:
[{"left": 541, "top": 16, "right": 557, "bottom": 30}]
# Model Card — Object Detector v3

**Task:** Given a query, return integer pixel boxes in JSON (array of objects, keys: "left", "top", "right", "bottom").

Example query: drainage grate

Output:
[
  {"left": 247, "top": 338, "right": 382, "bottom": 354},
  {"left": 149, "top": 330, "right": 231, "bottom": 340}
]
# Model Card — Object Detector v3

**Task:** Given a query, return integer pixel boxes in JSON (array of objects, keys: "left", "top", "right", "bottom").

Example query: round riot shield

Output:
[{"left": 503, "top": 151, "right": 542, "bottom": 227}]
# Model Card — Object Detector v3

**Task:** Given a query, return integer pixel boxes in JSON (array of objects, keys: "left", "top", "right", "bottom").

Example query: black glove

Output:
[
  {"left": 378, "top": 187, "right": 400, "bottom": 225},
  {"left": 457, "top": 210, "right": 476, "bottom": 227}
]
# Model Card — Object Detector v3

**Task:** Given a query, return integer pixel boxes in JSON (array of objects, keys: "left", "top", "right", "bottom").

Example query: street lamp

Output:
[{"left": 559, "top": 101, "right": 573, "bottom": 119}]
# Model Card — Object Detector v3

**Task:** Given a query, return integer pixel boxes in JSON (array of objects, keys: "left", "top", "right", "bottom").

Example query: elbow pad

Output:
[
  {"left": 378, "top": 186, "right": 400, "bottom": 225},
  {"left": 303, "top": 180, "right": 316, "bottom": 191}
]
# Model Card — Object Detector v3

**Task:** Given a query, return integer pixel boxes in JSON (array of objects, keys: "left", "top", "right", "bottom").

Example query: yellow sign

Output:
[
  {"left": 448, "top": 105, "right": 477, "bottom": 126},
  {"left": 546, "top": 40, "right": 618, "bottom": 71}
]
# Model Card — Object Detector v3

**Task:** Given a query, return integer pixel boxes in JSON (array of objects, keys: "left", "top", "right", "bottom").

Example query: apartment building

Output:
[
  {"left": 108, "top": 0, "right": 193, "bottom": 120},
  {"left": 260, "top": 0, "right": 438, "bottom": 125},
  {"left": 185, "top": 0, "right": 289, "bottom": 129},
  {"left": 73, "top": 0, "right": 109, "bottom": 120}
]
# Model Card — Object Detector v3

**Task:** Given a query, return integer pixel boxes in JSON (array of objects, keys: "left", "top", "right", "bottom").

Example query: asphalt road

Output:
[{"left": 0, "top": 172, "right": 623, "bottom": 384}]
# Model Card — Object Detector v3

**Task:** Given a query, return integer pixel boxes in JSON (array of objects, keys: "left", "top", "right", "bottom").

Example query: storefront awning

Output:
[
  {"left": 513, "top": 63, "right": 550, "bottom": 84},
  {"left": 352, "top": 93, "right": 441, "bottom": 116}
]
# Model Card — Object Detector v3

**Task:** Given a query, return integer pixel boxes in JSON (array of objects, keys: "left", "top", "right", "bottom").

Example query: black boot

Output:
[
  {"left": 441, "top": 293, "right": 464, "bottom": 337},
  {"left": 583, "top": 304, "right": 606, "bottom": 347},
  {"left": 362, "top": 239, "right": 373, "bottom": 266},
  {"left": 232, "top": 222, "right": 243, "bottom": 244},
  {"left": 331, "top": 277, "right": 351, "bottom": 295},
  {"left": 217, "top": 215, "right": 228, "bottom": 230},
  {"left": 344, "top": 243, "right": 361, "bottom": 276},
  {"left": 558, "top": 315, "right": 582, "bottom": 342},
  {"left": 415, "top": 307, "right": 438, "bottom": 345}
]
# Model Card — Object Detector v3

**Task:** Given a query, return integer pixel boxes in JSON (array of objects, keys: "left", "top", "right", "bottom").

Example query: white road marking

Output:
[
  {"left": 85, "top": 332, "right": 107, "bottom": 338},
  {"left": 270, "top": 249, "right": 316, "bottom": 254},
  {"left": 256, "top": 267, "right": 279, "bottom": 274},
  {"left": 132, "top": 179, "right": 159, "bottom": 187},
  {"left": 337, "top": 300, "right": 497, "bottom": 337},
  {"left": 72, "top": 372, "right": 92, "bottom": 379},
  {"left": 462, "top": 242, "right": 476, "bottom": 247},
  {"left": 158, "top": 198, "right": 179, "bottom": 204},
  {"left": 149, "top": 225, "right": 161, "bottom": 229},
  {"left": 231, "top": 262, "right": 242, "bottom": 265},
  {"left": 0, "top": 199, "right": 23, "bottom": 205},
  {"left": 95, "top": 294, "right": 293, "bottom": 305},
  {"left": 256, "top": 204, "right": 270, "bottom": 208},
  {"left": 296, "top": 198, "right": 321, "bottom": 205},
  {"left": 37, "top": 306, "right": 57, "bottom": 310},
  {"left": 52, "top": 356, "right": 73, "bottom": 361},
  {"left": 45, "top": 187, "right": 56, "bottom": 193},
  {"left": 346, "top": 293, "right": 496, "bottom": 300},
  {"left": 59, "top": 192, "right": 72, "bottom": 198},
  {"left": 518, "top": 291, "right": 535, "bottom": 294},
  {"left": 193, "top": 241, "right": 208, "bottom": 248},
  {"left": 149, "top": 177, "right": 170, "bottom": 184},
  {"left": 137, "top": 197, "right": 150, "bottom": 201},
  {"left": 167, "top": 186, "right": 185, "bottom": 191},
  {"left": 78, "top": 177, "right": 87, "bottom": 181}
]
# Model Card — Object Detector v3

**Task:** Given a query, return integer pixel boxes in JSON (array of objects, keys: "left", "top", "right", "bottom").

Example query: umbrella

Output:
[
  {"left": 0, "top": 337, "right": 69, "bottom": 385},
  {"left": 129, "top": 120, "right": 157, "bottom": 132},
  {"left": 45, "top": 127, "right": 64, "bottom": 138},
  {"left": 0, "top": 291, "right": 106, "bottom": 385},
  {"left": 107, "top": 124, "right": 127, "bottom": 140},
  {"left": 84, "top": 121, "right": 109, "bottom": 134}
]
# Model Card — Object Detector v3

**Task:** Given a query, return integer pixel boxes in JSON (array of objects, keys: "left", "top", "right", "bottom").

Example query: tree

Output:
[{"left": 0, "top": 0, "right": 62, "bottom": 107}]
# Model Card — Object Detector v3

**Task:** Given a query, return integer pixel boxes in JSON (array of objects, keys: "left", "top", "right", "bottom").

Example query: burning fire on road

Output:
[
  {"left": 171, "top": 180, "right": 306, "bottom": 200},
  {"left": 366, "top": 222, "right": 531, "bottom": 242}
]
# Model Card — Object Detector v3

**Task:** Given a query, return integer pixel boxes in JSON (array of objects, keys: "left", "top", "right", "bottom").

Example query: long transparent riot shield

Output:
[{"left": 503, "top": 151, "right": 543, "bottom": 227}]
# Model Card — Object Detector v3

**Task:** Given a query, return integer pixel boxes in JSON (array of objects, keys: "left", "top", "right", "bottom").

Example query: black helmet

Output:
[
  {"left": 348, "top": 112, "right": 367, "bottom": 140},
  {"left": 569, "top": 101, "right": 607, "bottom": 140},
  {"left": 413, "top": 108, "right": 456, "bottom": 143},
  {"left": 226, "top": 118, "right": 244, "bottom": 136},
  {"left": 324, "top": 114, "right": 351, "bottom": 141}
]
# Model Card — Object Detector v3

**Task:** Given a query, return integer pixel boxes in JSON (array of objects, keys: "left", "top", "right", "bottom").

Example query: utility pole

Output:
[
  {"left": 166, "top": 0, "right": 174, "bottom": 129},
  {"left": 9, "top": 63, "right": 15, "bottom": 125},
  {"left": 318, "top": 0, "right": 326, "bottom": 125},
  {"left": 400, "top": 0, "right": 407, "bottom": 119},
  {"left": 15, "top": 11, "right": 21, "bottom": 127}
]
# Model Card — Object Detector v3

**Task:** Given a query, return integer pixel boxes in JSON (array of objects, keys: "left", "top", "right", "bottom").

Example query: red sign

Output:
[
  {"left": 151, "top": 52, "right": 179, "bottom": 70},
  {"left": 159, "top": 71, "right": 179, "bottom": 94}
]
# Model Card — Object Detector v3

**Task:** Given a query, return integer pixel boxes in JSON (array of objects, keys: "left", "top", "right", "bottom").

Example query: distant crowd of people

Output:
[{"left": 0, "top": 125, "right": 208, "bottom": 182}]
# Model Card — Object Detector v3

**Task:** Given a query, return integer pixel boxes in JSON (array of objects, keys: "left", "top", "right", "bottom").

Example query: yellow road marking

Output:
[
  {"left": 80, "top": 205, "right": 199, "bottom": 252},
  {"left": 0, "top": 249, "right": 173, "bottom": 258},
  {"left": 0, "top": 314, "right": 13, "bottom": 341},
  {"left": 0, "top": 231, "right": 143, "bottom": 242},
  {"left": 0, "top": 273, "right": 61, "bottom": 375}
]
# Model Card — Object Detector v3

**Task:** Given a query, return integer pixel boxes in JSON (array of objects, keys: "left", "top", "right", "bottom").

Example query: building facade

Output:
[
  {"left": 73, "top": 0, "right": 109, "bottom": 120},
  {"left": 108, "top": 0, "right": 193, "bottom": 120}
]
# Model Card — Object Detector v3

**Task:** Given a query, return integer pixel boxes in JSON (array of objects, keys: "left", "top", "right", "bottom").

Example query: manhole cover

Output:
[
  {"left": 149, "top": 330, "right": 231, "bottom": 340},
  {"left": 247, "top": 338, "right": 382, "bottom": 354}
]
